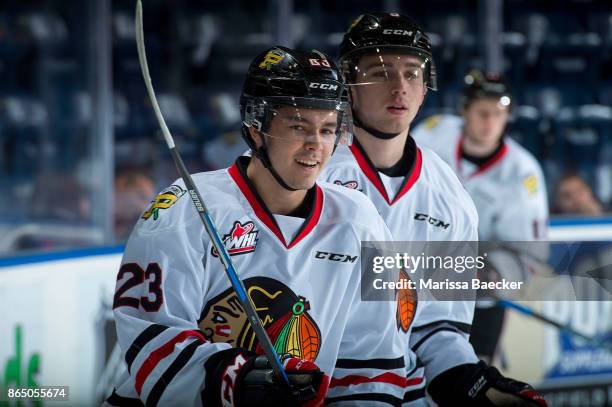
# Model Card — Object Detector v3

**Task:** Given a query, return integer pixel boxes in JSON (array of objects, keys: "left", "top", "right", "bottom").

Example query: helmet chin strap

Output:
[
  {"left": 251, "top": 137, "right": 299, "bottom": 192},
  {"left": 352, "top": 111, "right": 401, "bottom": 140}
]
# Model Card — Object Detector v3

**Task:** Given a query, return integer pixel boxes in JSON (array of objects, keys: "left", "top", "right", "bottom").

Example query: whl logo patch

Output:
[{"left": 212, "top": 221, "right": 259, "bottom": 257}]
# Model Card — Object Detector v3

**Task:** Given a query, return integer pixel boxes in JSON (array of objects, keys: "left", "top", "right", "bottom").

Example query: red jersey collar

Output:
[
  {"left": 455, "top": 135, "right": 508, "bottom": 179},
  {"left": 228, "top": 157, "right": 323, "bottom": 249},
  {"left": 349, "top": 137, "right": 422, "bottom": 206}
]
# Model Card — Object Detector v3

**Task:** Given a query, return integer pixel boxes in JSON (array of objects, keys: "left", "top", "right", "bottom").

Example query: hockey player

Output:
[
  {"left": 320, "top": 13, "right": 547, "bottom": 406},
  {"left": 413, "top": 70, "right": 549, "bottom": 364},
  {"left": 106, "top": 46, "right": 409, "bottom": 406}
]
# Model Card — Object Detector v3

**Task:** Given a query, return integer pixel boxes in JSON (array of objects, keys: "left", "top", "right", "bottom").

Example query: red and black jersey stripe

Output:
[
  {"left": 411, "top": 320, "right": 472, "bottom": 352},
  {"left": 145, "top": 339, "right": 204, "bottom": 407},
  {"left": 126, "top": 324, "right": 169, "bottom": 373}
]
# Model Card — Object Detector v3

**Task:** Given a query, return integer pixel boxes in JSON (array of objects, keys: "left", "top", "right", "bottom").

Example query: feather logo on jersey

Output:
[
  {"left": 199, "top": 277, "right": 321, "bottom": 361},
  {"left": 267, "top": 296, "right": 320, "bottom": 360},
  {"left": 142, "top": 185, "right": 185, "bottom": 221},
  {"left": 333, "top": 179, "right": 362, "bottom": 192},
  {"left": 212, "top": 221, "right": 259, "bottom": 257},
  {"left": 396, "top": 269, "right": 417, "bottom": 333}
]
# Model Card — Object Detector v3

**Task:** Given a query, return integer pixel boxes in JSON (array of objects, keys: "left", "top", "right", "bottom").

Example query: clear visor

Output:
[
  {"left": 347, "top": 51, "right": 429, "bottom": 90},
  {"left": 247, "top": 97, "right": 353, "bottom": 146}
]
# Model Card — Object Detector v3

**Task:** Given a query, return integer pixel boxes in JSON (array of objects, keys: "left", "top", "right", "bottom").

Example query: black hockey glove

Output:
[
  {"left": 203, "top": 348, "right": 326, "bottom": 407},
  {"left": 428, "top": 360, "right": 548, "bottom": 407}
]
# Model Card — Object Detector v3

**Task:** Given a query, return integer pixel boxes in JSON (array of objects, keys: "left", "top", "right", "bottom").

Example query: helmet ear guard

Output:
[{"left": 242, "top": 98, "right": 266, "bottom": 131}]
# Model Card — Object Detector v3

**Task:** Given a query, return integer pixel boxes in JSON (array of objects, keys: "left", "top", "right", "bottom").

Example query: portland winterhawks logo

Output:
[
  {"left": 199, "top": 277, "right": 321, "bottom": 361},
  {"left": 142, "top": 185, "right": 185, "bottom": 221},
  {"left": 212, "top": 221, "right": 259, "bottom": 257}
]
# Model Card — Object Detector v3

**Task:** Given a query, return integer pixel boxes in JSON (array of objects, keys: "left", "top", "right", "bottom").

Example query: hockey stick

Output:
[
  {"left": 496, "top": 299, "right": 612, "bottom": 350},
  {"left": 134, "top": 0, "right": 289, "bottom": 385}
]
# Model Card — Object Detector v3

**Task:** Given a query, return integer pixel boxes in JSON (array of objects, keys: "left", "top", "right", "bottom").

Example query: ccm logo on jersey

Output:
[
  {"left": 309, "top": 82, "right": 338, "bottom": 91},
  {"left": 314, "top": 251, "right": 358, "bottom": 263},
  {"left": 212, "top": 221, "right": 259, "bottom": 257},
  {"left": 414, "top": 213, "right": 450, "bottom": 229}
]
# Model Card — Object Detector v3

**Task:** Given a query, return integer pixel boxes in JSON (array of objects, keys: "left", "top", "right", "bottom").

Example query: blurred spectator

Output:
[
  {"left": 28, "top": 170, "right": 91, "bottom": 223},
  {"left": 114, "top": 166, "right": 155, "bottom": 242},
  {"left": 552, "top": 172, "right": 606, "bottom": 215},
  {"left": 11, "top": 171, "right": 92, "bottom": 251}
]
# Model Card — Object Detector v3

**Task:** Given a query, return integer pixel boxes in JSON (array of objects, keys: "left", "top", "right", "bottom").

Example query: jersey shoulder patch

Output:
[
  {"left": 422, "top": 114, "right": 442, "bottom": 130},
  {"left": 142, "top": 184, "right": 186, "bottom": 222},
  {"left": 522, "top": 174, "right": 539, "bottom": 196}
]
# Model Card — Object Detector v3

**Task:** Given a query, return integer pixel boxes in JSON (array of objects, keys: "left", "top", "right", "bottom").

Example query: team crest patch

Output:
[
  {"left": 423, "top": 115, "right": 441, "bottom": 130},
  {"left": 333, "top": 179, "right": 362, "bottom": 191},
  {"left": 212, "top": 221, "right": 259, "bottom": 257},
  {"left": 396, "top": 269, "right": 417, "bottom": 333},
  {"left": 523, "top": 174, "right": 538, "bottom": 196},
  {"left": 258, "top": 50, "right": 284, "bottom": 69},
  {"left": 199, "top": 277, "right": 321, "bottom": 361},
  {"left": 142, "top": 185, "right": 185, "bottom": 221}
]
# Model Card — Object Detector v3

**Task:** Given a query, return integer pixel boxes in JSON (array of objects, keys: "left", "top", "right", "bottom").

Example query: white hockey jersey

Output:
[
  {"left": 412, "top": 114, "right": 549, "bottom": 242},
  {"left": 320, "top": 137, "right": 480, "bottom": 406},
  {"left": 107, "top": 157, "right": 410, "bottom": 407},
  {"left": 413, "top": 115, "right": 550, "bottom": 286}
]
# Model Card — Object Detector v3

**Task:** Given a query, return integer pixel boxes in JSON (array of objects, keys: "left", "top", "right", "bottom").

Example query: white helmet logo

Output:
[{"left": 382, "top": 29, "right": 413, "bottom": 35}]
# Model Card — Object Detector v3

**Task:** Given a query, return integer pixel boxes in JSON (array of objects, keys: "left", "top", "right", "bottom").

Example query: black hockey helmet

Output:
[
  {"left": 239, "top": 46, "right": 352, "bottom": 190},
  {"left": 240, "top": 46, "right": 352, "bottom": 147},
  {"left": 339, "top": 12, "right": 437, "bottom": 90},
  {"left": 460, "top": 69, "right": 512, "bottom": 109}
]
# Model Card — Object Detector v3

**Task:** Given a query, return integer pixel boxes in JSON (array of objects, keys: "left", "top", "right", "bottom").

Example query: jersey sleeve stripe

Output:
[
  {"left": 403, "top": 387, "right": 427, "bottom": 403},
  {"left": 411, "top": 319, "right": 471, "bottom": 334},
  {"left": 106, "top": 388, "right": 145, "bottom": 406},
  {"left": 411, "top": 327, "right": 465, "bottom": 352},
  {"left": 325, "top": 392, "right": 403, "bottom": 406},
  {"left": 135, "top": 330, "right": 207, "bottom": 395},
  {"left": 329, "top": 372, "right": 423, "bottom": 389},
  {"left": 145, "top": 339, "right": 203, "bottom": 407},
  {"left": 126, "top": 324, "right": 169, "bottom": 373},
  {"left": 405, "top": 357, "right": 424, "bottom": 378},
  {"left": 335, "top": 356, "right": 405, "bottom": 370}
]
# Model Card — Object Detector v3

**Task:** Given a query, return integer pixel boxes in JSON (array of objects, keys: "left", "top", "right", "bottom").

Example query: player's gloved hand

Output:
[
  {"left": 203, "top": 348, "right": 327, "bottom": 407},
  {"left": 428, "top": 360, "right": 548, "bottom": 407}
]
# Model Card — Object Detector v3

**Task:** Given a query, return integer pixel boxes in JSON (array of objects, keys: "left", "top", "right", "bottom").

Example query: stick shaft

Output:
[
  {"left": 497, "top": 300, "right": 594, "bottom": 341},
  {"left": 135, "top": 0, "right": 288, "bottom": 385}
]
